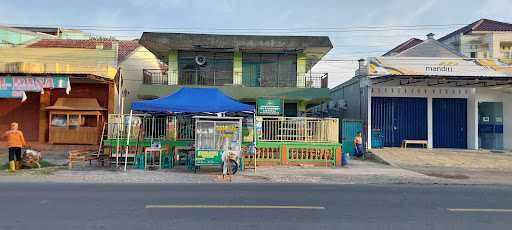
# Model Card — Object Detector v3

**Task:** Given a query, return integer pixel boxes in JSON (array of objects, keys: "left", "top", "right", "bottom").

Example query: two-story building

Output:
[
  {"left": 438, "top": 18, "right": 512, "bottom": 62},
  {"left": 136, "top": 32, "right": 332, "bottom": 116}
]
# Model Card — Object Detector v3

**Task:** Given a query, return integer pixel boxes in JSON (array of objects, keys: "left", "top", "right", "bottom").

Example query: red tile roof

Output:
[
  {"left": 382, "top": 38, "right": 423, "bottom": 56},
  {"left": 117, "top": 40, "right": 140, "bottom": 63},
  {"left": 439, "top": 18, "right": 512, "bottom": 41},
  {"left": 26, "top": 39, "right": 140, "bottom": 62},
  {"left": 28, "top": 39, "right": 114, "bottom": 49}
]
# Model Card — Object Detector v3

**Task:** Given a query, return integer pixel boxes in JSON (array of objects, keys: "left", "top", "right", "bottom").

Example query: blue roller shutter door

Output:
[
  {"left": 372, "top": 97, "right": 427, "bottom": 147},
  {"left": 433, "top": 98, "right": 467, "bottom": 148}
]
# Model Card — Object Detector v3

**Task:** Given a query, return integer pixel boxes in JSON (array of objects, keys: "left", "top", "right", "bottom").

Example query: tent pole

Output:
[
  {"left": 124, "top": 110, "right": 133, "bottom": 172},
  {"left": 253, "top": 111, "right": 257, "bottom": 173}
]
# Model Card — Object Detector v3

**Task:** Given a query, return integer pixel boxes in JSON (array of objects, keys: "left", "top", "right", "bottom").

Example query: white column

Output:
[
  {"left": 367, "top": 87, "right": 372, "bottom": 149},
  {"left": 427, "top": 96, "right": 433, "bottom": 149},
  {"left": 467, "top": 93, "right": 479, "bottom": 149}
]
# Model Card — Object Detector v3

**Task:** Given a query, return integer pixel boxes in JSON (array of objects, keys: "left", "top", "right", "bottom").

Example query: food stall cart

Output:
[
  {"left": 194, "top": 116, "right": 243, "bottom": 173},
  {"left": 46, "top": 98, "right": 106, "bottom": 145}
]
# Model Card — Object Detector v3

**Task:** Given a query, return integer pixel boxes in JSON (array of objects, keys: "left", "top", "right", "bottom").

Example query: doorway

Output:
[{"left": 478, "top": 102, "right": 504, "bottom": 150}]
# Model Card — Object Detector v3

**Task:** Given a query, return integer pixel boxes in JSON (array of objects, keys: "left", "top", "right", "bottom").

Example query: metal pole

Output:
[
  {"left": 124, "top": 110, "right": 133, "bottom": 172},
  {"left": 115, "top": 115, "right": 121, "bottom": 167},
  {"left": 253, "top": 111, "right": 257, "bottom": 173}
]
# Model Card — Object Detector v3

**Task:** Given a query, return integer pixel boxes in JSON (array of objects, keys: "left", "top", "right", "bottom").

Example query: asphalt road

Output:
[{"left": 0, "top": 183, "right": 511, "bottom": 230}]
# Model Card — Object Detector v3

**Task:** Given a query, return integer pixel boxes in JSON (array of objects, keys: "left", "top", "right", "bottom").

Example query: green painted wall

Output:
[
  {"left": 0, "top": 28, "right": 37, "bottom": 47},
  {"left": 233, "top": 52, "right": 242, "bottom": 85},
  {"left": 168, "top": 50, "right": 179, "bottom": 85},
  {"left": 59, "top": 31, "right": 91, "bottom": 40},
  {"left": 296, "top": 53, "right": 307, "bottom": 88},
  {"left": 297, "top": 101, "right": 307, "bottom": 113}
]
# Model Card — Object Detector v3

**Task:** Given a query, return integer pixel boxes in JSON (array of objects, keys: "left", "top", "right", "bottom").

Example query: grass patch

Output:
[{"left": 0, "top": 160, "right": 57, "bottom": 170}]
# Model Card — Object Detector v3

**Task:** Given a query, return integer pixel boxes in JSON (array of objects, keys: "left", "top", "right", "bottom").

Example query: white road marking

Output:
[
  {"left": 448, "top": 208, "right": 512, "bottom": 213},
  {"left": 145, "top": 204, "right": 326, "bottom": 210}
]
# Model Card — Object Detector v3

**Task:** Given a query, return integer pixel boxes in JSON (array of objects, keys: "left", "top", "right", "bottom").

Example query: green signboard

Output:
[
  {"left": 195, "top": 149, "right": 222, "bottom": 166},
  {"left": 257, "top": 97, "right": 283, "bottom": 116}
]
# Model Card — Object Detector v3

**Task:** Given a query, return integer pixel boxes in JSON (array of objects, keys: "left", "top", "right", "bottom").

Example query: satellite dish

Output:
[{"left": 195, "top": 55, "right": 207, "bottom": 66}]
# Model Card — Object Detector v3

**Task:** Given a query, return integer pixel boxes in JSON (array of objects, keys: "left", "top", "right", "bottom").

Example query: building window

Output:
[
  {"left": 178, "top": 51, "right": 233, "bottom": 86},
  {"left": 242, "top": 53, "right": 297, "bottom": 87},
  {"left": 470, "top": 52, "right": 477, "bottom": 58}
]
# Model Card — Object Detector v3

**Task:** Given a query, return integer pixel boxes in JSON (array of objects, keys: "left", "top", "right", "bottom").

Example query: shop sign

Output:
[
  {"left": 257, "top": 97, "right": 283, "bottom": 116},
  {"left": 0, "top": 76, "right": 70, "bottom": 92},
  {"left": 195, "top": 150, "right": 222, "bottom": 165}
]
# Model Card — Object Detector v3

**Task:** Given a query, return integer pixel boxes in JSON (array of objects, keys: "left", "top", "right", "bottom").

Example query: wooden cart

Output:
[{"left": 46, "top": 98, "right": 106, "bottom": 145}]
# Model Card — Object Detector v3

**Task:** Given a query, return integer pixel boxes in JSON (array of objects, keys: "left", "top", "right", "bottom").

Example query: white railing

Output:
[
  {"left": 259, "top": 116, "right": 338, "bottom": 143},
  {"left": 107, "top": 114, "right": 194, "bottom": 140}
]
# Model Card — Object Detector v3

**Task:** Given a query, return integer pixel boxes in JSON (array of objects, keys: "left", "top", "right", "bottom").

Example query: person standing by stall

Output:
[{"left": 3, "top": 122, "right": 27, "bottom": 172}]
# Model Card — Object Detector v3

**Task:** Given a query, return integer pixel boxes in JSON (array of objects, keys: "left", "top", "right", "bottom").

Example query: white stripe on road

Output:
[
  {"left": 145, "top": 204, "right": 325, "bottom": 210},
  {"left": 448, "top": 208, "right": 512, "bottom": 213}
]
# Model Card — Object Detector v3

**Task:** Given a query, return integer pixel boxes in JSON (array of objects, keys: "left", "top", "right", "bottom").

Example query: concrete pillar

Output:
[
  {"left": 38, "top": 90, "right": 51, "bottom": 143},
  {"left": 233, "top": 52, "right": 242, "bottom": 85},
  {"left": 108, "top": 82, "right": 116, "bottom": 114},
  {"left": 467, "top": 93, "right": 479, "bottom": 149},
  {"left": 168, "top": 50, "right": 178, "bottom": 85},
  {"left": 427, "top": 96, "right": 433, "bottom": 149},
  {"left": 296, "top": 53, "right": 306, "bottom": 88},
  {"left": 366, "top": 87, "right": 372, "bottom": 149}
]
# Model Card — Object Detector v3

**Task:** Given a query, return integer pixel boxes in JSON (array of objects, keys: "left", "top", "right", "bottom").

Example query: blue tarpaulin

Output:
[{"left": 131, "top": 87, "right": 254, "bottom": 113}]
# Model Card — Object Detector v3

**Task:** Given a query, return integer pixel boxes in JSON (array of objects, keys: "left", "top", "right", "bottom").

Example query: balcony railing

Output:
[
  {"left": 305, "top": 72, "right": 329, "bottom": 88},
  {"left": 143, "top": 69, "right": 168, "bottom": 85},
  {"left": 142, "top": 68, "right": 329, "bottom": 88}
]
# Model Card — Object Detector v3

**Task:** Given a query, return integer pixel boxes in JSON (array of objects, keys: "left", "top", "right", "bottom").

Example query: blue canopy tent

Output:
[
  {"left": 121, "top": 87, "right": 255, "bottom": 172},
  {"left": 131, "top": 87, "right": 254, "bottom": 113}
]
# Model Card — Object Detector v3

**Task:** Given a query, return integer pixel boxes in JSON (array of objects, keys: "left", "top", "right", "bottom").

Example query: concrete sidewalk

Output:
[
  {"left": 371, "top": 148, "right": 512, "bottom": 184},
  {"left": 0, "top": 160, "right": 440, "bottom": 184}
]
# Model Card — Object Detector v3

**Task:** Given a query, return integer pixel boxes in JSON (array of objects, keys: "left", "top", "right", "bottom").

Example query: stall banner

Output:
[
  {"left": 0, "top": 76, "right": 70, "bottom": 92},
  {"left": 257, "top": 97, "right": 283, "bottom": 116},
  {"left": 0, "top": 90, "right": 26, "bottom": 99},
  {"left": 195, "top": 150, "right": 222, "bottom": 165},
  {"left": 367, "top": 57, "right": 512, "bottom": 77}
]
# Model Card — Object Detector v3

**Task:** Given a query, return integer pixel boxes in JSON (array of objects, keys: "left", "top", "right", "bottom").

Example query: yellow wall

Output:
[
  {"left": 120, "top": 46, "right": 161, "bottom": 113},
  {"left": 0, "top": 47, "right": 117, "bottom": 79}
]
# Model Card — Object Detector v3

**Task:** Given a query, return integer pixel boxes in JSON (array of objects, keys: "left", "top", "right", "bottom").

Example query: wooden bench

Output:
[
  {"left": 68, "top": 150, "right": 99, "bottom": 169},
  {"left": 401, "top": 140, "right": 427, "bottom": 149}
]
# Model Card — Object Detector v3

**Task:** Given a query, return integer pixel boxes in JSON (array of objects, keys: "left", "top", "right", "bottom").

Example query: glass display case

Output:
[{"left": 194, "top": 116, "right": 242, "bottom": 167}]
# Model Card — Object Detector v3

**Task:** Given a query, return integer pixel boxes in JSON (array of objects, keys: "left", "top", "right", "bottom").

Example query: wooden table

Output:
[
  {"left": 401, "top": 140, "right": 428, "bottom": 149},
  {"left": 144, "top": 147, "right": 163, "bottom": 170}
]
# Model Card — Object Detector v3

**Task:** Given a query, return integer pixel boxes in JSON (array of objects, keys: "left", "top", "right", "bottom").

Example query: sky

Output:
[{"left": 1, "top": 0, "right": 512, "bottom": 87}]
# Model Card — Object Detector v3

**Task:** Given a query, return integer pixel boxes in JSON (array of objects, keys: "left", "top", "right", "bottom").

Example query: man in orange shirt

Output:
[{"left": 3, "top": 122, "right": 26, "bottom": 172}]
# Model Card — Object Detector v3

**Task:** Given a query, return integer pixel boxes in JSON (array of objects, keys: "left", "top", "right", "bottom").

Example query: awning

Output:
[
  {"left": 131, "top": 87, "right": 254, "bottom": 113},
  {"left": 45, "top": 98, "right": 106, "bottom": 111}
]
